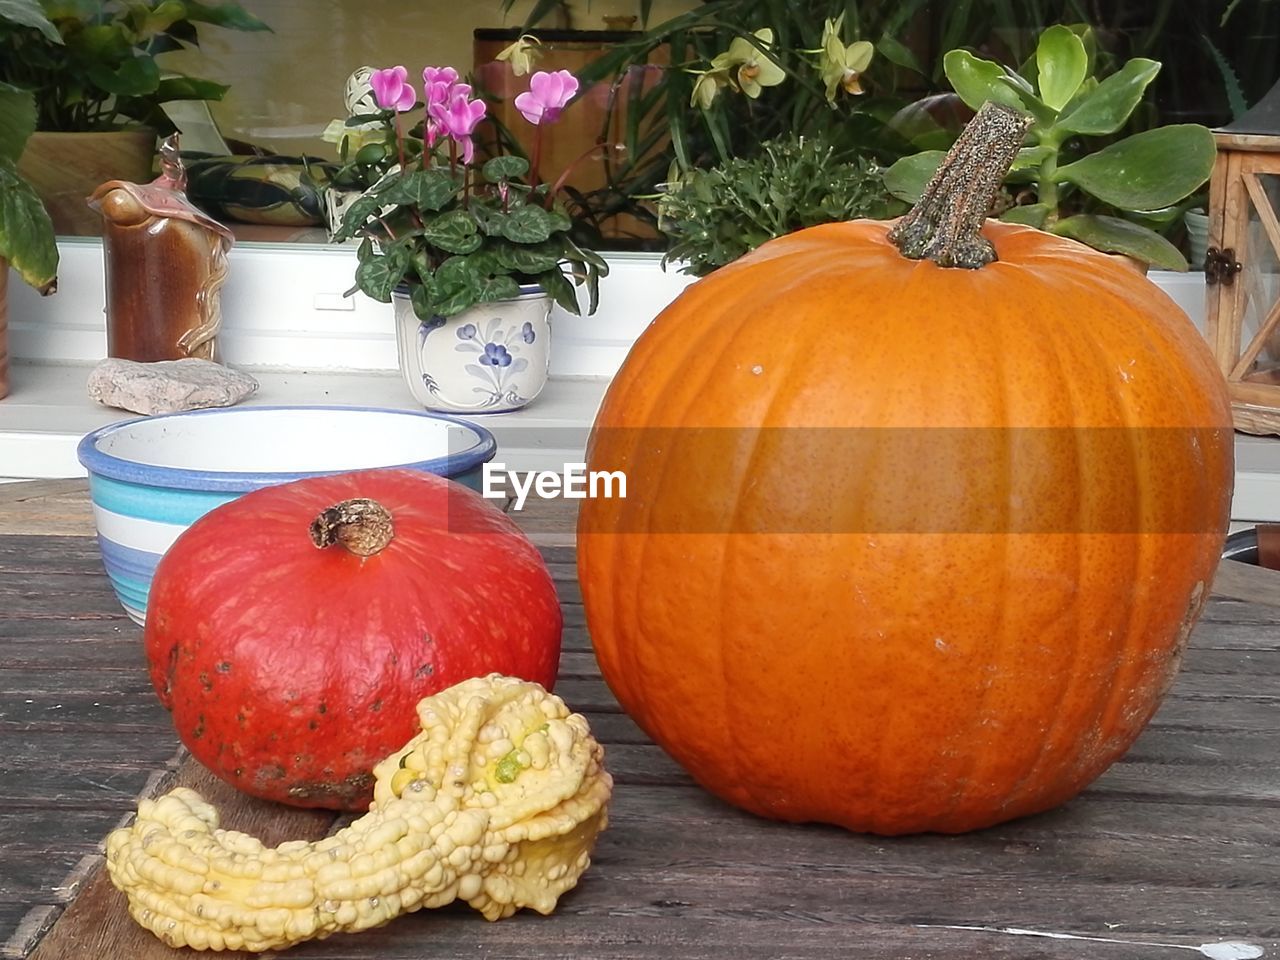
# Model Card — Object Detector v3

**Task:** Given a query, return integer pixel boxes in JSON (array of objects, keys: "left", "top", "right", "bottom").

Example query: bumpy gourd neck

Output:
[
  {"left": 887, "top": 101, "right": 1033, "bottom": 269},
  {"left": 309, "top": 498, "right": 394, "bottom": 557}
]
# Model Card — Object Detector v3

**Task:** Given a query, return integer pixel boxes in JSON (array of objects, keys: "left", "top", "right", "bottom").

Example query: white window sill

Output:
[{"left": 0, "top": 360, "right": 609, "bottom": 480}]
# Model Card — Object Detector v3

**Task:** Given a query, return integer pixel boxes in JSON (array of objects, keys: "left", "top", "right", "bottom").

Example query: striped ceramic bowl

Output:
[{"left": 76, "top": 405, "right": 497, "bottom": 625}]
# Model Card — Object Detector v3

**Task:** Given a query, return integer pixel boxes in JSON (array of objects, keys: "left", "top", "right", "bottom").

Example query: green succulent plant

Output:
[
  {"left": 657, "top": 133, "right": 902, "bottom": 277},
  {"left": 884, "top": 25, "right": 1216, "bottom": 270}
]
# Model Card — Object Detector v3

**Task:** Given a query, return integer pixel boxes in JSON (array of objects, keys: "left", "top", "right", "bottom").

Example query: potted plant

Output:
[
  {"left": 657, "top": 132, "right": 903, "bottom": 277},
  {"left": 883, "top": 25, "right": 1215, "bottom": 271},
  {"left": 0, "top": 76, "right": 59, "bottom": 400},
  {"left": 0, "top": 0, "right": 269, "bottom": 235},
  {"left": 334, "top": 65, "right": 608, "bottom": 414}
]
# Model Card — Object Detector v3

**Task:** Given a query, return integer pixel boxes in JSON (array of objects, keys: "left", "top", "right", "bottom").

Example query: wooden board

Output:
[
  {"left": 3, "top": 507, "right": 1280, "bottom": 958},
  {"left": 0, "top": 482, "right": 96, "bottom": 539}
]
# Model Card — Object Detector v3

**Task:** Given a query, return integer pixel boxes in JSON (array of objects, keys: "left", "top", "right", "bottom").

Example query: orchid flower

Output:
[
  {"left": 496, "top": 34, "right": 542, "bottom": 77},
  {"left": 690, "top": 71, "right": 728, "bottom": 109},
  {"left": 710, "top": 29, "right": 785, "bottom": 99},
  {"left": 514, "top": 69, "right": 579, "bottom": 125},
  {"left": 687, "top": 28, "right": 784, "bottom": 107},
  {"left": 368, "top": 65, "right": 416, "bottom": 112},
  {"left": 430, "top": 92, "right": 488, "bottom": 162},
  {"left": 817, "top": 15, "right": 874, "bottom": 101}
]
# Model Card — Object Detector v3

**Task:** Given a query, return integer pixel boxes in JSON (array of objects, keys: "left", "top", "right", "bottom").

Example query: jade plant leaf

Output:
[
  {"left": 943, "top": 50, "right": 1026, "bottom": 114},
  {"left": 1011, "top": 145, "right": 1053, "bottom": 171},
  {"left": 1055, "top": 125, "right": 1216, "bottom": 210},
  {"left": 1054, "top": 58, "right": 1160, "bottom": 136},
  {"left": 0, "top": 160, "right": 58, "bottom": 294},
  {"left": 883, "top": 150, "right": 943, "bottom": 203},
  {"left": 1000, "top": 203, "right": 1051, "bottom": 228},
  {"left": 1035, "top": 25, "right": 1088, "bottom": 111},
  {"left": 1052, "top": 214, "right": 1188, "bottom": 271}
]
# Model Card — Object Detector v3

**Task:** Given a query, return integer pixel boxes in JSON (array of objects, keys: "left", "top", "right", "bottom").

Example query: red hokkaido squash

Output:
[
  {"left": 577, "top": 104, "right": 1235, "bottom": 835},
  {"left": 144, "top": 468, "right": 562, "bottom": 810}
]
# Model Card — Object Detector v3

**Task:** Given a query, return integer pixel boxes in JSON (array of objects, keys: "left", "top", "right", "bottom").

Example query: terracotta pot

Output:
[
  {"left": 0, "top": 260, "right": 8, "bottom": 400},
  {"left": 16, "top": 129, "right": 157, "bottom": 237}
]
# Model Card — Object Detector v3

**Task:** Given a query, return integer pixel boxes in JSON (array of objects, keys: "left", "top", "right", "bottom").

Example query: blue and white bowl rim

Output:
[{"left": 76, "top": 405, "right": 498, "bottom": 493}]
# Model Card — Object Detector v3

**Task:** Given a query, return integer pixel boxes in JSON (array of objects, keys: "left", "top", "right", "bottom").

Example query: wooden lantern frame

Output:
[{"left": 1205, "top": 91, "right": 1280, "bottom": 435}]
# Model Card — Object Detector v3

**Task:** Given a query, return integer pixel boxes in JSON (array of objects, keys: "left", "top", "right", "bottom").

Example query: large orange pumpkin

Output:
[{"left": 577, "top": 104, "right": 1234, "bottom": 835}]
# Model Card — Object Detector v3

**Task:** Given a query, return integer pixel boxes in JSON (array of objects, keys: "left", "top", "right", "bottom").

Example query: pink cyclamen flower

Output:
[
  {"left": 430, "top": 93, "right": 488, "bottom": 162},
  {"left": 369, "top": 65, "right": 416, "bottom": 112},
  {"left": 514, "top": 69, "right": 579, "bottom": 125},
  {"left": 422, "top": 66, "right": 458, "bottom": 92},
  {"left": 422, "top": 68, "right": 472, "bottom": 148}
]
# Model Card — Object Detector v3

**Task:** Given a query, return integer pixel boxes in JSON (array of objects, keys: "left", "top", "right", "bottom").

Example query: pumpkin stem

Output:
[
  {"left": 309, "top": 498, "right": 394, "bottom": 557},
  {"left": 887, "top": 101, "right": 1033, "bottom": 269}
]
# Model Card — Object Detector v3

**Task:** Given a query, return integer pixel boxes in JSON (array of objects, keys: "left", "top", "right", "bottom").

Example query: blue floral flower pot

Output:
[{"left": 392, "top": 285, "right": 552, "bottom": 413}]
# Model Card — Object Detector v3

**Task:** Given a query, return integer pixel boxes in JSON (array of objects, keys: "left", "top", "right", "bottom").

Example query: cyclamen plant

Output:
[{"left": 335, "top": 65, "right": 608, "bottom": 322}]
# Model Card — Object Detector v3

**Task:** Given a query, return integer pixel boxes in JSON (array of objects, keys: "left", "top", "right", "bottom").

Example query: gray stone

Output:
[{"left": 87, "top": 357, "right": 259, "bottom": 415}]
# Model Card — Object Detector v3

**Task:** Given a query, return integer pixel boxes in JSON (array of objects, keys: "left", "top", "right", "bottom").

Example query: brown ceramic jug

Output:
[{"left": 89, "top": 136, "right": 234, "bottom": 362}]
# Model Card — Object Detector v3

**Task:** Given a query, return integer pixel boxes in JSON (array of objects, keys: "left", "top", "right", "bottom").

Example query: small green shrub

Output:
[{"left": 657, "top": 135, "right": 903, "bottom": 277}]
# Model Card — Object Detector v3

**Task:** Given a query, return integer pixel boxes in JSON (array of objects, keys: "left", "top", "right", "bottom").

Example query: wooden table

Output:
[{"left": 2, "top": 481, "right": 1278, "bottom": 960}]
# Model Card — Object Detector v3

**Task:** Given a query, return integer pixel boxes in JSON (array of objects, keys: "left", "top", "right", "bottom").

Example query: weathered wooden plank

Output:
[
  {"left": 1212, "top": 556, "right": 1280, "bottom": 608},
  {"left": 1145, "top": 694, "right": 1280, "bottom": 732},
  {"left": 0, "top": 482, "right": 89, "bottom": 507},
  {"left": 28, "top": 762, "right": 337, "bottom": 960},
  {"left": 537, "top": 545, "right": 577, "bottom": 565},
  {"left": 0, "top": 576, "right": 119, "bottom": 602},
  {"left": 0, "top": 693, "right": 171, "bottom": 735},
  {"left": 0, "top": 481, "right": 95, "bottom": 541},
  {"left": 596, "top": 782, "right": 1280, "bottom": 849},
  {"left": 0, "top": 619, "right": 138, "bottom": 642},
  {"left": 0, "top": 904, "right": 60, "bottom": 960},
  {"left": 0, "top": 637, "right": 148, "bottom": 671},
  {"left": 1201, "top": 596, "right": 1280, "bottom": 624},
  {"left": 0, "top": 537, "right": 105, "bottom": 569},
  {"left": 0, "top": 810, "right": 127, "bottom": 854},
  {"left": 0, "top": 852, "right": 97, "bottom": 902},
  {"left": 0, "top": 731, "right": 178, "bottom": 770},
  {"left": 591, "top": 794, "right": 1280, "bottom": 890},
  {"left": 1188, "top": 619, "right": 1280, "bottom": 650},
  {"left": 0, "top": 669, "right": 155, "bottom": 698},
  {"left": 0, "top": 763, "right": 177, "bottom": 810}
]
